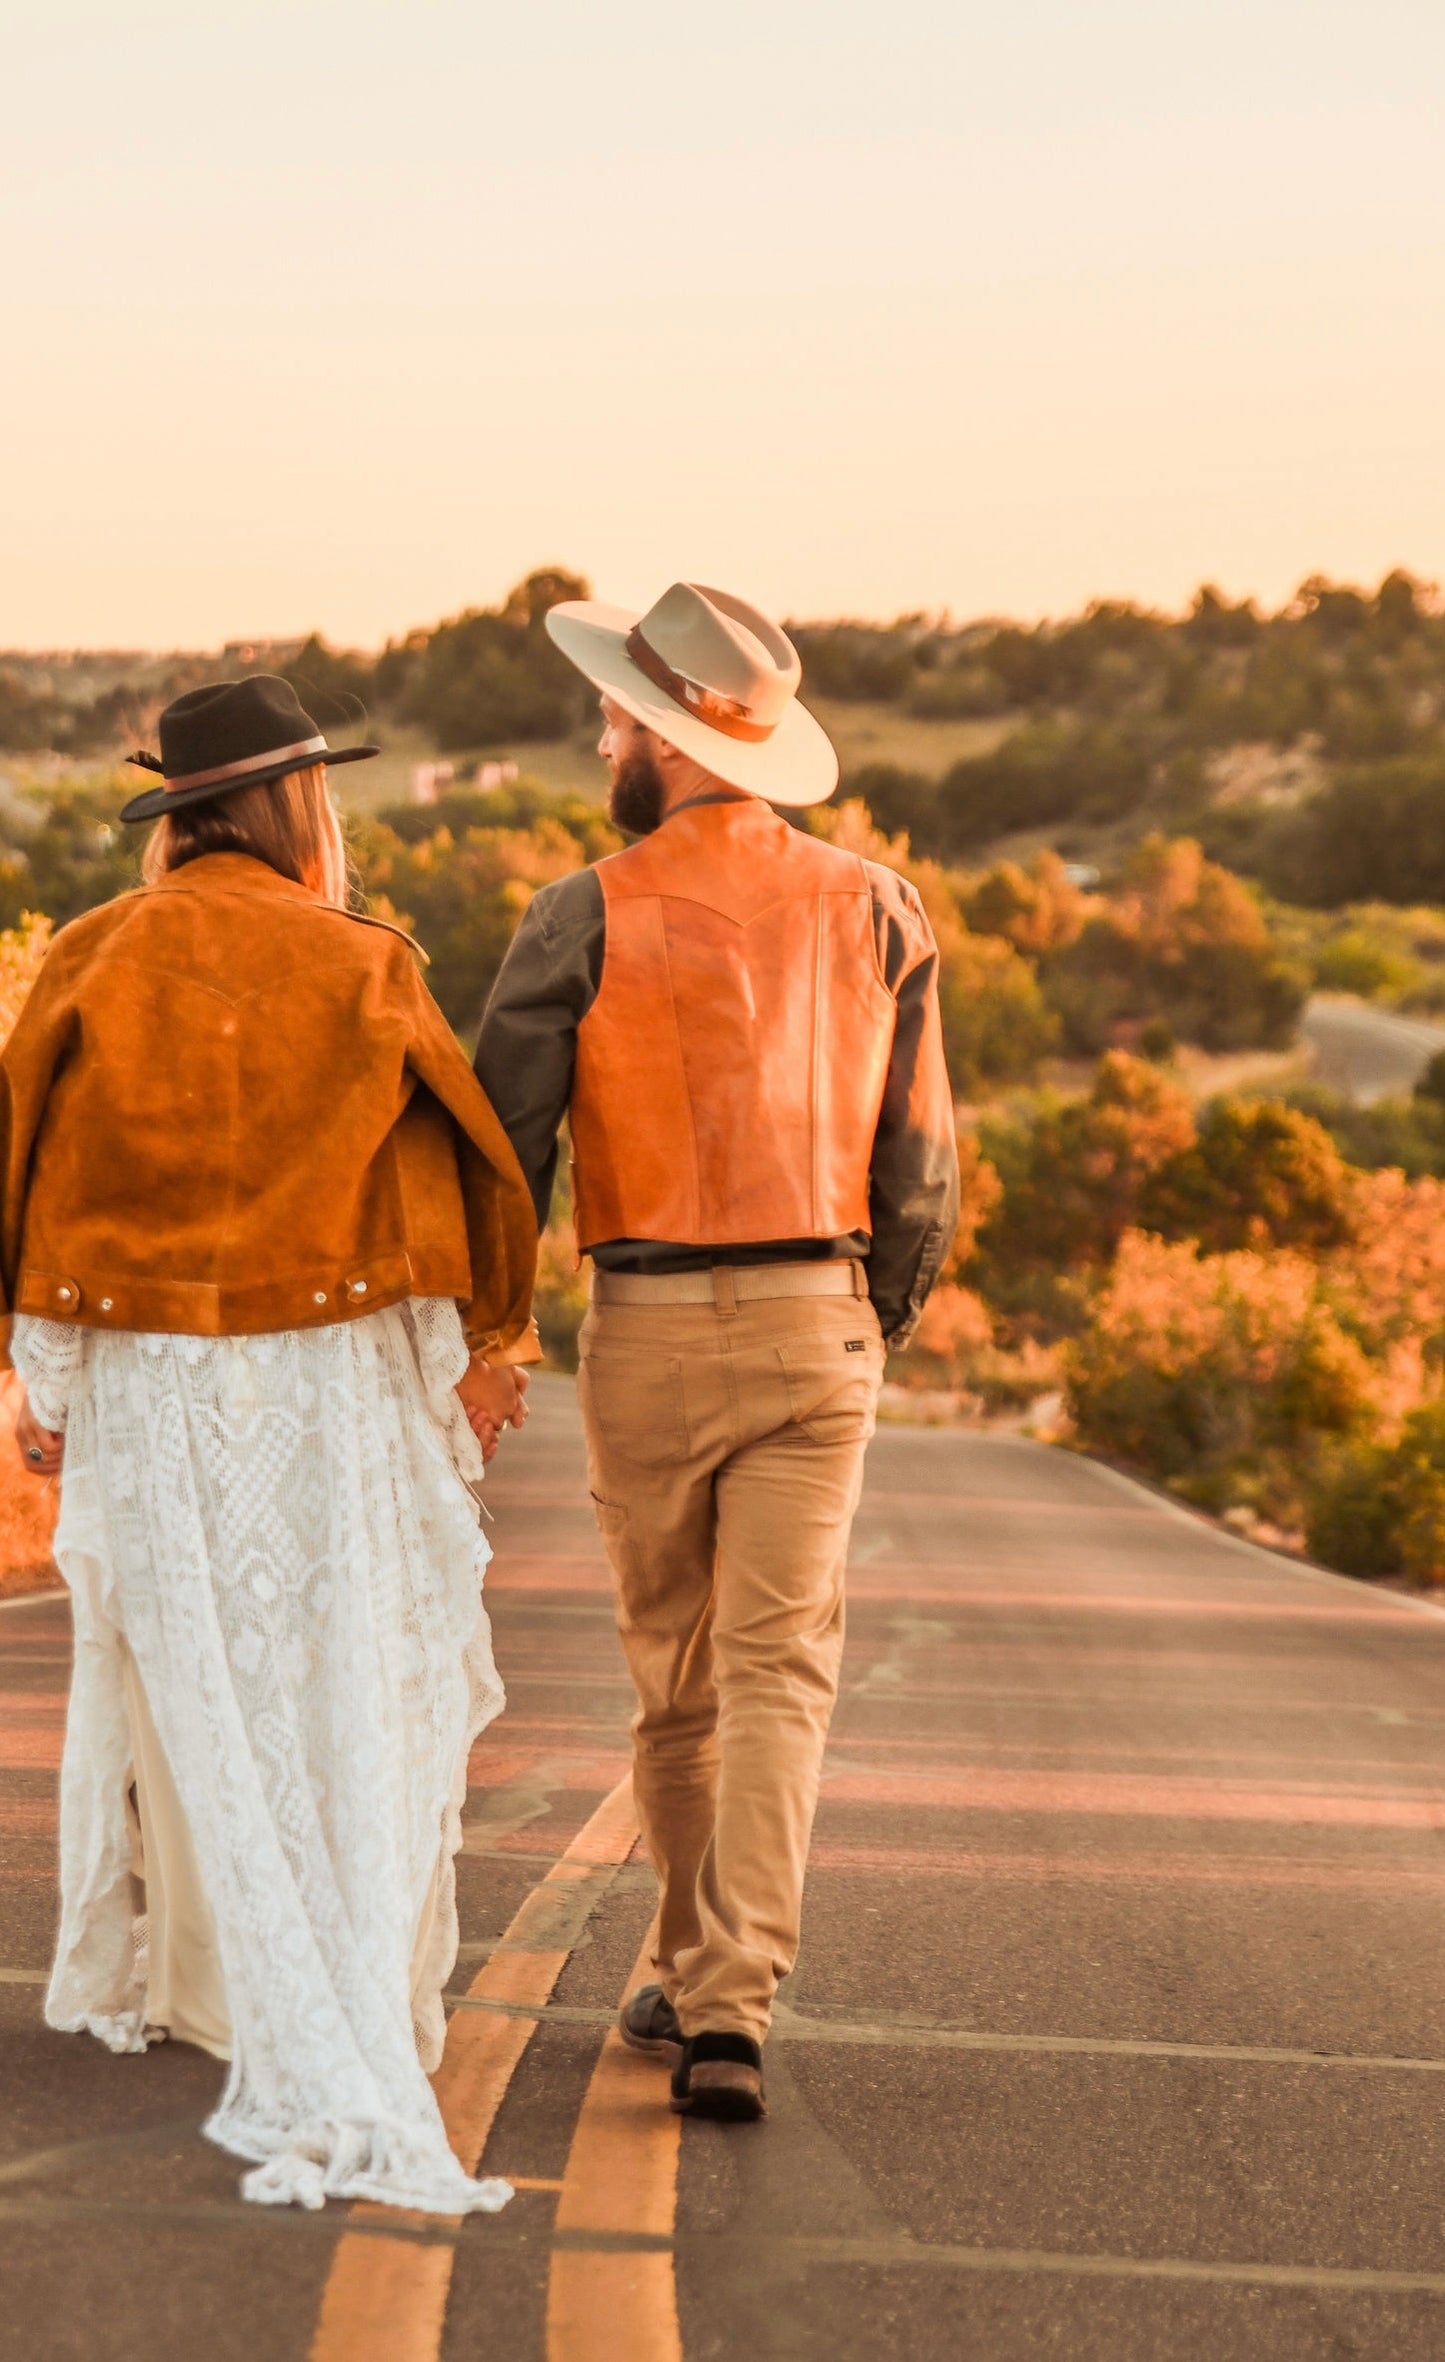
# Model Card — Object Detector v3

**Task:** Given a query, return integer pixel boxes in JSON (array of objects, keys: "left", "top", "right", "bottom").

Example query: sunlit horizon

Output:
[{"left": 6, "top": 0, "right": 1443, "bottom": 650}]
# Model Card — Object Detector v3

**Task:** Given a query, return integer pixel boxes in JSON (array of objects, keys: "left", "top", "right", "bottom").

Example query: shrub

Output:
[
  {"left": 352, "top": 811, "right": 620, "bottom": 1040},
  {"left": 396, "top": 569, "right": 592, "bottom": 750},
  {"left": 534, "top": 1222, "right": 589, "bottom": 1371},
  {"left": 0, "top": 914, "right": 61, "bottom": 1590},
  {"left": 937, "top": 929, "right": 1058, "bottom": 1099},
  {"left": 1251, "top": 757, "right": 1445, "bottom": 908},
  {"left": 975, "top": 1053, "right": 1196, "bottom": 1279},
  {"left": 937, "top": 720, "right": 1152, "bottom": 851},
  {"left": 1140, "top": 1100, "right": 1357, "bottom": 1255},
  {"left": 0, "top": 913, "right": 51, "bottom": 1048},
  {"left": 1044, "top": 836, "right": 1306, "bottom": 1055},
  {"left": 840, "top": 764, "right": 939, "bottom": 853},
  {"left": 1067, "top": 1232, "right": 1375, "bottom": 1521},
  {"left": 812, "top": 800, "right": 1059, "bottom": 1097},
  {"left": 1276, "top": 1081, "right": 1445, "bottom": 1180},
  {"left": 1305, "top": 1439, "right": 1410, "bottom": 1578},
  {"left": 1312, "top": 928, "right": 1422, "bottom": 1000},
  {"left": 1306, "top": 1404, "right": 1445, "bottom": 1582},
  {"left": 958, "top": 851, "right": 1087, "bottom": 957},
  {"left": 1320, "top": 1169, "right": 1445, "bottom": 1417}
]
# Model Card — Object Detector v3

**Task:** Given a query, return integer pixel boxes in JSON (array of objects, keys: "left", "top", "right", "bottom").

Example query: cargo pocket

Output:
[
  {"left": 578, "top": 1350, "right": 691, "bottom": 1466},
  {"left": 588, "top": 1492, "right": 630, "bottom": 1538}
]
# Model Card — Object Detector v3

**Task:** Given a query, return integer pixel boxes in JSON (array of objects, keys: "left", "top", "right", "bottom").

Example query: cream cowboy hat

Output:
[{"left": 545, "top": 582, "right": 839, "bottom": 807}]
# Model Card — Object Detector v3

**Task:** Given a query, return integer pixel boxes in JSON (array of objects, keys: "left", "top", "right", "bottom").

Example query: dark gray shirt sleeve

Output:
[
  {"left": 862, "top": 863, "right": 961, "bottom": 1348},
  {"left": 474, "top": 866, "right": 603, "bottom": 1230}
]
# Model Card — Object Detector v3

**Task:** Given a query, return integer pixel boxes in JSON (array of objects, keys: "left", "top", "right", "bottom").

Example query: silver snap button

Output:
[
  {"left": 56, "top": 1286, "right": 73, "bottom": 1305},
  {"left": 100, "top": 1298, "right": 113, "bottom": 1312},
  {"left": 351, "top": 1279, "right": 368, "bottom": 1297},
  {"left": 313, "top": 1291, "right": 328, "bottom": 1306}
]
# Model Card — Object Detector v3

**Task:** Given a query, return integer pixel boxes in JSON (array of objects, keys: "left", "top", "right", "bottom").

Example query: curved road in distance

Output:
[
  {"left": 1302, "top": 993, "right": 1445, "bottom": 1104},
  {"left": 2, "top": 1383, "right": 1445, "bottom": 2358}
]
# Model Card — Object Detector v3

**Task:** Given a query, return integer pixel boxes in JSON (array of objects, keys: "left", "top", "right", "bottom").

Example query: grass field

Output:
[{"left": 336, "top": 700, "right": 1013, "bottom": 817}]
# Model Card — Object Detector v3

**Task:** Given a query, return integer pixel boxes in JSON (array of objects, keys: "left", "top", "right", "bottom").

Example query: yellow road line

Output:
[
  {"left": 546, "top": 1937, "right": 683, "bottom": 2362},
  {"left": 308, "top": 1776, "right": 638, "bottom": 2362}
]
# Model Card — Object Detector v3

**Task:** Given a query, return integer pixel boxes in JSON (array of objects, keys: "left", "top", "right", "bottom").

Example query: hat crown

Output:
[
  {"left": 158, "top": 675, "right": 321, "bottom": 781},
  {"left": 638, "top": 584, "right": 801, "bottom": 729}
]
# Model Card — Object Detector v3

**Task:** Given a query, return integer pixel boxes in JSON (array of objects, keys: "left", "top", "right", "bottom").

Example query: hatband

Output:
[
  {"left": 162, "top": 734, "right": 330, "bottom": 794},
  {"left": 623, "top": 627, "right": 775, "bottom": 744}
]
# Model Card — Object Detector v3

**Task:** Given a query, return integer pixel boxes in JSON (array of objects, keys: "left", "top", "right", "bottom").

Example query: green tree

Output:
[
  {"left": 282, "top": 635, "right": 378, "bottom": 730},
  {"left": 1067, "top": 1232, "right": 1374, "bottom": 1519},
  {"left": 352, "top": 808, "right": 620, "bottom": 1039},
  {"left": 975, "top": 1052, "right": 1197, "bottom": 1278},
  {"left": 399, "top": 569, "right": 592, "bottom": 750},
  {"left": 936, "top": 926, "right": 1058, "bottom": 1099},
  {"left": 1306, "top": 1402, "right": 1445, "bottom": 1582},
  {"left": 1140, "top": 1100, "right": 1357, "bottom": 1254},
  {"left": 958, "top": 851, "right": 1087, "bottom": 956},
  {"left": 1254, "top": 757, "right": 1445, "bottom": 907},
  {"left": 1044, "top": 836, "right": 1305, "bottom": 1053}
]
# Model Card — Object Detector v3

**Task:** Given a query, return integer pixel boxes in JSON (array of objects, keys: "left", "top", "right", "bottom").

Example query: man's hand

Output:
[
  {"left": 14, "top": 1393, "right": 62, "bottom": 1479},
  {"left": 454, "top": 1359, "right": 530, "bottom": 1462}
]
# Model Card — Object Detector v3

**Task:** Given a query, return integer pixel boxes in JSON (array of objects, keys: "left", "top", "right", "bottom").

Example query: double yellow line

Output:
[{"left": 309, "top": 1777, "right": 682, "bottom": 2362}]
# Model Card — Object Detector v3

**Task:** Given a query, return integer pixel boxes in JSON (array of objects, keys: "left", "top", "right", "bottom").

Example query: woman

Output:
[{"left": 2, "top": 676, "right": 539, "bottom": 2214}]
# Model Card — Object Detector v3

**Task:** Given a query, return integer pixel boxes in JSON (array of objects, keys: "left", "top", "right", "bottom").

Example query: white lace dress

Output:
[{"left": 12, "top": 1298, "right": 512, "bottom": 2216}]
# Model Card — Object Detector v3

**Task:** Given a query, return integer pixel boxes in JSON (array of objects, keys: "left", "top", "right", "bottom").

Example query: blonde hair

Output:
[{"left": 141, "top": 763, "right": 348, "bottom": 906}]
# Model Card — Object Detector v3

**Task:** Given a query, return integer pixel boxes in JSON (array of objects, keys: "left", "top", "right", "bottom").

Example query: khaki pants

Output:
[{"left": 578, "top": 1277, "right": 884, "bottom": 2041}]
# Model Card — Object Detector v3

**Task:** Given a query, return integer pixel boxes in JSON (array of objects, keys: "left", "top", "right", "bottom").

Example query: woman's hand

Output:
[
  {"left": 14, "top": 1392, "right": 63, "bottom": 1479},
  {"left": 454, "top": 1359, "right": 529, "bottom": 1462}
]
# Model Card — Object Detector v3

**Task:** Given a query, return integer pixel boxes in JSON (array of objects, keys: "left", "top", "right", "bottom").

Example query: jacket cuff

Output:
[{"left": 468, "top": 1315, "right": 543, "bottom": 1367}]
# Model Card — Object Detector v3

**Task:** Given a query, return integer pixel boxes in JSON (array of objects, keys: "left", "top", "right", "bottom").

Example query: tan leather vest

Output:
[{"left": 570, "top": 799, "right": 898, "bottom": 1249}]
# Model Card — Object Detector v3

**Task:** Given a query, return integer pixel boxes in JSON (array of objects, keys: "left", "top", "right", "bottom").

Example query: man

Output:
[{"left": 476, "top": 581, "right": 958, "bottom": 2120}]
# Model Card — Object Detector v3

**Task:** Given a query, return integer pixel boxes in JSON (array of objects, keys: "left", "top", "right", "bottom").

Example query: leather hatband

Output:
[{"left": 624, "top": 628, "right": 777, "bottom": 743}]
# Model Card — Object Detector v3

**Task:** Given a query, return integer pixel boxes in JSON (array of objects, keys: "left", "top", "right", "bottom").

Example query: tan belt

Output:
[{"left": 591, "top": 1261, "right": 868, "bottom": 1308}]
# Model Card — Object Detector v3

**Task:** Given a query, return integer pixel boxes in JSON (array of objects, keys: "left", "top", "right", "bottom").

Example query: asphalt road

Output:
[
  {"left": 1302, "top": 994, "right": 1445, "bottom": 1104},
  {"left": 4, "top": 1377, "right": 1445, "bottom": 2360}
]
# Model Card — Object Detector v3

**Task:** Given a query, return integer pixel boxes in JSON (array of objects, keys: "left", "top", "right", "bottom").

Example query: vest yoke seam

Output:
[{"left": 605, "top": 891, "right": 875, "bottom": 934}]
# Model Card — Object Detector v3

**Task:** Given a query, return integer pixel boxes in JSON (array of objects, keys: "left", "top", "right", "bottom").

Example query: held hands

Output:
[
  {"left": 453, "top": 1357, "right": 530, "bottom": 1463},
  {"left": 14, "top": 1391, "right": 62, "bottom": 1479}
]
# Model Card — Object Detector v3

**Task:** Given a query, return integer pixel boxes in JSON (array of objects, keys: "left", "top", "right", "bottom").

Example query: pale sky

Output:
[{"left": 4, "top": 0, "right": 1444, "bottom": 648}]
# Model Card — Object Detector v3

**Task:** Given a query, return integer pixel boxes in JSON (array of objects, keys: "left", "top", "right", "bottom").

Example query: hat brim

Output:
[
  {"left": 119, "top": 743, "right": 378, "bottom": 825},
  {"left": 545, "top": 602, "right": 838, "bottom": 806}
]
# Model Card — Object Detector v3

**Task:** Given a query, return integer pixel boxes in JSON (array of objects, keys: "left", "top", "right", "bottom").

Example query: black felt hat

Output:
[{"left": 120, "top": 674, "right": 378, "bottom": 824}]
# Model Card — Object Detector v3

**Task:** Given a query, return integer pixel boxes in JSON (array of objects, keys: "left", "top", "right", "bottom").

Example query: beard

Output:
[{"left": 609, "top": 745, "right": 668, "bottom": 836}]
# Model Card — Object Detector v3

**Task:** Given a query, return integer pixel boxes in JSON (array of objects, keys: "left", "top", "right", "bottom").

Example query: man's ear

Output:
[{"left": 651, "top": 730, "right": 689, "bottom": 782}]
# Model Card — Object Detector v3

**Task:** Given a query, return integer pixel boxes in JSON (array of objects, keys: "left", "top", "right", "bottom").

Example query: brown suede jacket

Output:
[{"left": 0, "top": 853, "right": 540, "bottom": 1359}]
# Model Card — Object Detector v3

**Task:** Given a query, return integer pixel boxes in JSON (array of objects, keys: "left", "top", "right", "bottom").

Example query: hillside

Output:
[{"left": 7, "top": 567, "right": 1445, "bottom": 910}]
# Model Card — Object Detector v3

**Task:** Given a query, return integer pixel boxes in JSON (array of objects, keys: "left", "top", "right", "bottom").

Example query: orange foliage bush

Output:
[
  {"left": 0, "top": 917, "right": 60, "bottom": 1588},
  {"left": 0, "top": 912, "right": 50, "bottom": 1048},
  {"left": 1069, "top": 1169, "right": 1445, "bottom": 1539},
  {"left": 1067, "top": 1231, "right": 1375, "bottom": 1522},
  {"left": 0, "top": 1372, "right": 58, "bottom": 1595}
]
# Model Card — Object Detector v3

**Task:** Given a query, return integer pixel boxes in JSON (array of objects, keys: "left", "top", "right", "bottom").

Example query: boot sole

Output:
[
  {"left": 618, "top": 2019, "right": 683, "bottom": 2062},
  {"left": 670, "top": 2062, "right": 766, "bottom": 2121}
]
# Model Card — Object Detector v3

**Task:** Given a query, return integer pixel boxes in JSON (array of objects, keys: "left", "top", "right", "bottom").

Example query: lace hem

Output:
[{"left": 207, "top": 2111, "right": 513, "bottom": 2215}]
